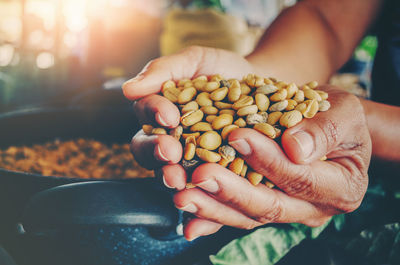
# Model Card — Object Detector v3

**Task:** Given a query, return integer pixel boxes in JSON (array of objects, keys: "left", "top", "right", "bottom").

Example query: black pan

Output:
[{"left": 0, "top": 106, "right": 248, "bottom": 265}]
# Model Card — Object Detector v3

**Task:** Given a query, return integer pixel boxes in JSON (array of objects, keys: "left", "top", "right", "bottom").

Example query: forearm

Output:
[
  {"left": 247, "top": 0, "right": 381, "bottom": 84},
  {"left": 361, "top": 99, "right": 400, "bottom": 163}
]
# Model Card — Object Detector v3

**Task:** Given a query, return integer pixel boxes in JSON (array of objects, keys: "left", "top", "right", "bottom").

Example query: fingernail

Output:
[
  {"left": 195, "top": 179, "right": 219, "bottom": 193},
  {"left": 154, "top": 144, "right": 169, "bottom": 162},
  {"left": 291, "top": 131, "right": 314, "bottom": 160},
  {"left": 163, "top": 175, "right": 174, "bottom": 189},
  {"left": 178, "top": 203, "right": 198, "bottom": 213},
  {"left": 156, "top": 112, "right": 169, "bottom": 127},
  {"left": 229, "top": 139, "right": 252, "bottom": 156}
]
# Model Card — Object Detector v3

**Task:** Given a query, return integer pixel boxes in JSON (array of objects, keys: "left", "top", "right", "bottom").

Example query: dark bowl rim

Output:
[{"left": 0, "top": 106, "right": 146, "bottom": 181}]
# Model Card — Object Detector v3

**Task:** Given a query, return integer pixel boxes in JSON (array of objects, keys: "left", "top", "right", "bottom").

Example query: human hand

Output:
[
  {"left": 123, "top": 46, "right": 371, "bottom": 241},
  {"left": 169, "top": 86, "right": 372, "bottom": 240},
  {"left": 122, "top": 46, "right": 254, "bottom": 171}
]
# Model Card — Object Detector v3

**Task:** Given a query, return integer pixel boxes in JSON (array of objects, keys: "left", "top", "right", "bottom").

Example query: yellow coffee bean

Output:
[
  {"left": 169, "top": 126, "right": 183, "bottom": 140},
  {"left": 316, "top": 90, "right": 329, "bottom": 100},
  {"left": 286, "top": 99, "right": 298, "bottom": 111},
  {"left": 196, "top": 92, "right": 213, "bottom": 107},
  {"left": 152, "top": 128, "right": 167, "bottom": 135},
  {"left": 293, "top": 90, "right": 305, "bottom": 103},
  {"left": 197, "top": 131, "right": 222, "bottom": 150},
  {"left": 267, "top": 111, "right": 283, "bottom": 125},
  {"left": 303, "top": 88, "right": 322, "bottom": 101},
  {"left": 182, "top": 132, "right": 200, "bottom": 139},
  {"left": 210, "top": 74, "right": 223, "bottom": 82},
  {"left": 234, "top": 118, "right": 247, "bottom": 127},
  {"left": 181, "top": 101, "right": 199, "bottom": 113},
  {"left": 185, "top": 135, "right": 197, "bottom": 145},
  {"left": 264, "top": 180, "right": 275, "bottom": 188},
  {"left": 307, "top": 80, "right": 319, "bottom": 89},
  {"left": 318, "top": 100, "right": 331, "bottom": 111},
  {"left": 237, "top": 105, "right": 258, "bottom": 116},
  {"left": 203, "top": 81, "right": 220, "bottom": 93},
  {"left": 240, "top": 83, "right": 252, "bottom": 95},
  {"left": 212, "top": 114, "right": 234, "bottom": 130},
  {"left": 247, "top": 171, "right": 263, "bottom": 185},
  {"left": 178, "top": 87, "right": 197, "bottom": 104},
  {"left": 232, "top": 96, "right": 254, "bottom": 110},
  {"left": 162, "top": 80, "right": 176, "bottom": 92},
  {"left": 302, "top": 99, "right": 319, "bottom": 118},
  {"left": 183, "top": 81, "right": 194, "bottom": 89},
  {"left": 240, "top": 163, "right": 248, "bottom": 177},
  {"left": 178, "top": 78, "right": 191, "bottom": 87},
  {"left": 279, "top": 110, "right": 303, "bottom": 128},
  {"left": 193, "top": 75, "right": 208, "bottom": 82},
  {"left": 270, "top": 89, "right": 288, "bottom": 102},
  {"left": 264, "top": 77, "right": 274, "bottom": 85},
  {"left": 275, "top": 81, "right": 288, "bottom": 89},
  {"left": 142, "top": 124, "right": 153, "bottom": 135},
  {"left": 269, "top": 100, "right": 288, "bottom": 112},
  {"left": 162, "top": 87, "right": 181, "bottom": 103},
  {"left": 210, "top": 87, "right": 228, "bottom": 101},
  {"left": 214, "top": 101, "right": 233, "bottom": 109},
  {"left": 255, "top": 93, "right": 270, "bottom": 112},
  {"left": 275, "top": 127, "right": 282, "bottom": 138},
  {"left": 228, "top": 80, "right": 241, "bottom": 102},
  {"left": 295, "top": 102, "right": 307, "bottom": 113},
  {"left": 218, "top": 158, "right": 230, "bottom": 167},
  {"left": 219, "top": 109, "right": 236, "bottom": 116},
  {"left": 190, "top": 122, "right": 213, "bottom": 132},
  {"left": 181, "top": 109, "right": 204, "bottom": 126},
  {"left": 184, "top": 143, "right": 196, "bottom": 160},
  {"left": 193, "top": 80, "right": 207, "bottom": 91},
  {"left": 229, "top": 157, "right": 244, "bottom": 175},
  {"left": 196, "top": 148, "right": 221, "bottom": 163},
  {"left": 256, "top": 84, "right": 278, "bottom": 95},
  {"left": 245, "top": 74, "right": 264, "bottom": 87},
  {"left": 221, "top": 124, "right": 239, "bottom": 140},
  {"left": 253, "top": 123, "right": 276, "bottom": 139},
  {"left": 286, "top": 83, "right": 298, "bottom": 99},
  {"left": 201, "top": 106, "right": 219, "bottom": 115},
  {"left": 206, "top": 115, "right": 217, "bottom": 123}
]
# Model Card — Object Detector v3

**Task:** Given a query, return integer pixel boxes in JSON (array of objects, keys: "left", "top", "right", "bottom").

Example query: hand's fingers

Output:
[
  {"left": 282, "top": 87, "right": 368, "bottom": 164},
  {"left": 130, "top": 131, "right": 182, "bottom": 169},
  {"left": 190, "top": 163, "right": 328, "bottom": 226},
  {"left": 227, "top": 128, "right": 355, "bottom": 207},
  {"left": 183, "top": 218, "right": 223, "bottom": 241},
  {"left": 174, "top": 188, "right": 262, "bottom": 230},
  {"left": 122, "top": 46, "right": 253, "bottom": 100},
  {"left": 162, "top": 164, "right": 187, "bottom": 190},
  {"left": 133, "top": 94, "right": 180, "bottom": 128}
]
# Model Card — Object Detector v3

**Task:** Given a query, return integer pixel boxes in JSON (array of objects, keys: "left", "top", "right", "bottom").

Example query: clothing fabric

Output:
[{"left": 372, "top": 0, "right": 400, "bottom": 106}]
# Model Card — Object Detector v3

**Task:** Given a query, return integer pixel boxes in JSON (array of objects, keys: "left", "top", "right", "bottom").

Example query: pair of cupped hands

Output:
[{"left": 122, "top": 46, "right": 372, "bottom": 241}]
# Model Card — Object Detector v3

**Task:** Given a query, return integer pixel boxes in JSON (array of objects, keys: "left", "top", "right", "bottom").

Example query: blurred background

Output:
[{"left": 0, "top": 0, "right": 374, "bottom": 112}]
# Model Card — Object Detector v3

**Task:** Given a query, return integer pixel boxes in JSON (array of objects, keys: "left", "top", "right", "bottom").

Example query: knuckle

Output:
[
  {"left": 283, "top": 170, "right": 319, "bottom": 200},
  {"left": 316, "top": 116, "right": 340, "bottom": 150},
  {"left": 251, "top": 196, "right": 283, "bottom": 224},
  {"left": 242, "top": 220, "right": 261, "bottom": 230}
]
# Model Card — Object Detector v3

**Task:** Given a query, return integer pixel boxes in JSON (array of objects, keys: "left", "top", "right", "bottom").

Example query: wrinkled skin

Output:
[{"left": 123, "top": 46, "right": 372, "bottom": 241}]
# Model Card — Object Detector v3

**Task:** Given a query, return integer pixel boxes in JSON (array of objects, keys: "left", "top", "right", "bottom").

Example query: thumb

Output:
[
  {"left": 122, "top": 47, "right": 205, "bottom": 101},
  {"left": 281, "top": 89, "right": 358, "bottom": 164}
]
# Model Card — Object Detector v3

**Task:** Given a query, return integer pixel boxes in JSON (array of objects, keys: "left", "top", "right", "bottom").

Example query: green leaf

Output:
[{"left": 210, "top": 220, "right": 331, "bottom": 265}]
